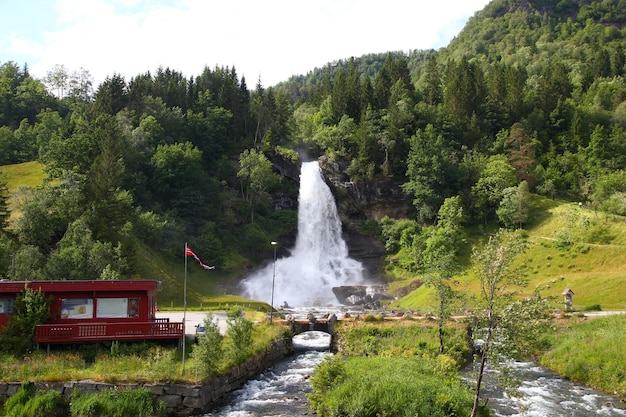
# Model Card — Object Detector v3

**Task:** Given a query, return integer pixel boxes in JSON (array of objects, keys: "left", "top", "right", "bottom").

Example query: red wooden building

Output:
[{"left": 0, "top": 280, "right": 183, "bottom": 347}]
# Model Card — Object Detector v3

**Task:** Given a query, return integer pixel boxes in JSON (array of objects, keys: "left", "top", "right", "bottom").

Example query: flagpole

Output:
[{"left": 182, "top": 242, "right": 188, "bottom": 376}]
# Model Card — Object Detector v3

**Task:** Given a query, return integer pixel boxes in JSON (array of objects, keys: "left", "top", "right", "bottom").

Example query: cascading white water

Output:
[{"left": 240, "top": 161, "right": 365, "bottom": 306}]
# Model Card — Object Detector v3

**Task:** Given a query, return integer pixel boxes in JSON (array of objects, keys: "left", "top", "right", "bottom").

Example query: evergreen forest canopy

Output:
[{"left": 0, "top": 0, "right": 625, "bottom": 284}]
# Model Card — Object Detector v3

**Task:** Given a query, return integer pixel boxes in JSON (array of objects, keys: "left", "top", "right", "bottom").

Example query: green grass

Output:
[
  {"left": 309, "top": 321, "right": 490, "bottom": 417},
  {"left": 540, "top": 314, "right": 626, "bottom": 400},
  {"left": 0, "top": 161, "right": 47, "bottom": 191},
  {"left": 0, "top": 383, "right": 165, "bottom": 417},
  {"left": 70, "top": 387, "right": 166, "bottom": 417},
  {"left": 0, "top": 322, "right": 289, "bottom": 385},
  {"left": 391, "top": 196, "right": 626, "bottom": 312},
  {"left": 310, "top": 356, "right": 490, "bottom": 417}
]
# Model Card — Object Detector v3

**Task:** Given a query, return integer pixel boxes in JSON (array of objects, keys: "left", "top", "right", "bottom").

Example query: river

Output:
[
  {"left": 478, "top": 360, "right": 626, "bottom": 416},
  {"left": 198, "top": 332, "right": 331, "bottom": 417}
]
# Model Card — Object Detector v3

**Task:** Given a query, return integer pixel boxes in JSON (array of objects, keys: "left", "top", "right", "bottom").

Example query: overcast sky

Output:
[{"left": 1, "top": 0, "right": 491, "bottom": 88}]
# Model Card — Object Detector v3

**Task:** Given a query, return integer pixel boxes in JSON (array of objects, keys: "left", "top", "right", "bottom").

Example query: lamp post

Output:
[{"left": 270, "top": 241, "right": 277, "bottom": 324}]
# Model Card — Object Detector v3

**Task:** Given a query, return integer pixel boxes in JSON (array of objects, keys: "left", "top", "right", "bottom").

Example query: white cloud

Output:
[{"left": 7, "top": 0, "right": 490, "bottom": 87}]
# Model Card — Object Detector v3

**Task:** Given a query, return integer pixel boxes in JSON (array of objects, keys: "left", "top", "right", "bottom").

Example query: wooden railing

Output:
[{"left": 35, "top": 321, "right": 184, "bottom": 343}]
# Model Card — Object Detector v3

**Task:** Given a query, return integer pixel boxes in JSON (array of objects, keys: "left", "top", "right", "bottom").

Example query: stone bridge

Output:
[{"left": 275, "top": 313, "right": 338, "bottom": 338}]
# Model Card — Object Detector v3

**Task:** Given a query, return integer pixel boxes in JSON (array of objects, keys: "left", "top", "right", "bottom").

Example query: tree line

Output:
[{"left": 0, "top": 0, "right": 625, "bottom": 283}]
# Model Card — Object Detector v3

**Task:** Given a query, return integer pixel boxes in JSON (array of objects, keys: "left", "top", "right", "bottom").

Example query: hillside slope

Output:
[{"left": 392, "top": 196, "right": 626, "bottom": 311}]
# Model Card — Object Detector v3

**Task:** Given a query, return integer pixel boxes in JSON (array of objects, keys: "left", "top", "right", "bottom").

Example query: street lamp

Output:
[{"left": 270, "top": 241, "right": 277, "bottom": 324}]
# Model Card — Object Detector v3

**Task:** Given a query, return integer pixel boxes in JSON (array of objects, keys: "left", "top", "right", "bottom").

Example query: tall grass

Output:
[
  {"left": 70, "top": 387, "right": 166, "bottom": 417},
  {"left": 338, "top": 320, "right": 471, "bottom": 364},
  {"left": 1, "top": 383, "right": 68, "bottom": 417},
  {"left": 0, "top": 322, "right": 289, "bottom": 385},
  {"left": 309, "top": 320, "right": 488, "bottom": 416},
  {"left": 539, "top": 314, "right": 626, "bottom": 399},
  {"left": 310, "top": 356, "right": 490, "bottom": 417}
]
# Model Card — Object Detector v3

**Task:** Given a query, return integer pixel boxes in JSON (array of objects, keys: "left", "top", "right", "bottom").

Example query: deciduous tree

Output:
[
  {"left": 422, "top": 196, "right": 465, "bottom": 353},
  {"left": 237, "top": 149, "right": 280, "bottom": 223},
  {"left": 469, "top": 229, "right": 551, "bottom": 417},
  {"left": 191, "top": 313, "right": 223, "bottom": 377},
  {"left": 497, "top": 181, "right": 530, "bottom": 229}
]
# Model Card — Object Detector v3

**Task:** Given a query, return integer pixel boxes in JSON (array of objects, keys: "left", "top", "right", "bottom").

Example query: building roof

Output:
[{"left": 0, "top": 280, "right": 162, "bottom": 294}]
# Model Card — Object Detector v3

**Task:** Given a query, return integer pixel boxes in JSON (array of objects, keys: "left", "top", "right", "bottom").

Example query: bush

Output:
[
  {"left": 19, "top": 390, "right": 67, "bottom": 417},
  {"left": 191, "top": 313, "right": 223, "bottom": 377},
  {"left": 3, "top": 382, "right": 33, "bottom": 415},
  {"left": 225, "top": 306, "right": 253, "bottom": 364}
]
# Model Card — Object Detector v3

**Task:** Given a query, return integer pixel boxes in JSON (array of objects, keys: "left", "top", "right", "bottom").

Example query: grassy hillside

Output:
[
  {"left": 392, "top": 195, "right": 626, "bottom": 312},
  {"left": 1, "top": 161, "right": 48, "bottom": 191}
]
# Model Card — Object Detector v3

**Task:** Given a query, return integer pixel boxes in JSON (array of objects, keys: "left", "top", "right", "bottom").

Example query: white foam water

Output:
[
  {"left": 479, "top": 361, "right": 626, "bottom": 416},
  {"left": 240, "top": 161, "right": 365, "bottom": 306},
  {"left": 200, "top": 347, "right": 331, "bottom": 417}
]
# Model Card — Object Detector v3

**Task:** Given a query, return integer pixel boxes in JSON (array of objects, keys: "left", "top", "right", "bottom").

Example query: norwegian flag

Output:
[{"left": 185, "top": 245, "right": 215, "bottom": 270}]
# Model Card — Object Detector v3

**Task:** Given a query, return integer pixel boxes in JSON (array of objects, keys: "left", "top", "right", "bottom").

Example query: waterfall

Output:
[{"left": 240, "top": 161, "right": 365, "bottom": 306}]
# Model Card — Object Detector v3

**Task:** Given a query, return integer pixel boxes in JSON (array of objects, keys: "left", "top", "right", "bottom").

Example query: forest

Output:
[{"left": 0, "top": 0, "right": 625, "bottom": 287}]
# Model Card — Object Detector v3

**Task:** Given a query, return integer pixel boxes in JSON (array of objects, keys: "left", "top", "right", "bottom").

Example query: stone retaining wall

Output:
[{"left": 0, "top": 338, "right": 292, "bottom": 417}]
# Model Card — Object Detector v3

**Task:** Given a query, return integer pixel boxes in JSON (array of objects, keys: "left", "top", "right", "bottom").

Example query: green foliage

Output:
[
  {"left": 469, "top": 229, "right": 553, "bottom": 415},
  {"left": 378, "top": 216, "right": 420, "bottom": 254},
  {"left": 471, "top": 155, "right": 518, "bottom": 222},
  {"left": 422, "top": 196, "right": 466, "bottom": 353},
  {"left": 497, "top": 181, "right": 530, "bottom": 229},
  {"left": 70, "top": 387, "right": 166, "bottom": 417},
  {"left": 191, "top": 313, "right": 223, "bottom": 377},
  {"left": 309, "top": 356, "right": 489, "bottom": 417},
  {"left": 2, "top": 383, "right": 67, "bottom": 417},
  {"left": 540, "top": 315, "right": 626, "bottom": 400},
  {"left": 0, "top": 287, "right": 53, "bottom": 354},
  {"left": 3, "top": 383, "right": 34, "bottom": 416},
  {"left": 403, "top": 124, "right": 460, "bottom": 222},
  {"left": 237, "top": 149, "right": 281, "bottom": 224},
  {"left": 225, "top": 306, "right": 254, "bottom": 364}
]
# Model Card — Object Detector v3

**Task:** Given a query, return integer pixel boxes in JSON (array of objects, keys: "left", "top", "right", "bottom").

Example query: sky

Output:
[{"left": 0, "top": 0, "right": 492, "bottom": 88}]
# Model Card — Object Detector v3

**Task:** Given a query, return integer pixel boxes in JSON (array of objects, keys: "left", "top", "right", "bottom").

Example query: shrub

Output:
[
  {"left": 191, "top": 313, "right": 223, "bottom": 377},
  {"left": 3, "top": 382, "right": 34, "bottom": 415},
  {"left": 225, "top": 306, "right": 253, "bottom": 364}
]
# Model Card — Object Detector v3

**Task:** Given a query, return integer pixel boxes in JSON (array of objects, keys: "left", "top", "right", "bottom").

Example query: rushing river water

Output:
[
  {"left": 199, "top": 342, "right": 625, "bottom": 417},
  {"left": 479, "top": 360, "right": 626, "bottom": 417},
  {"left": 199, "top": 332, "right": 331, "bottom": 417}
]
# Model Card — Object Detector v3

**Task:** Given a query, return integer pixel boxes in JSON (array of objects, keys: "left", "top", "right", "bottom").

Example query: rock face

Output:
[
  {"left": 316, "top": 156, "right": 413, "bottom": 280},
  {"left": 318, "top": 156, "right": 413, "bottom": 223},
  {"left": 343, "top": 227, "right": 386, "bottom": 280}
]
